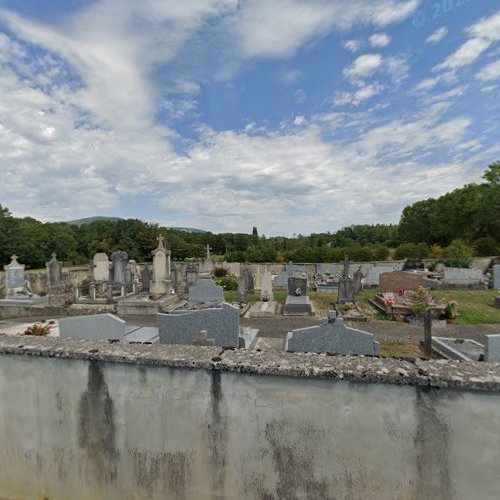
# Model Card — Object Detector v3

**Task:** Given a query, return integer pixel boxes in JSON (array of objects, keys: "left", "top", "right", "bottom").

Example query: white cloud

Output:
[
  {"left": 476, "top": 59, "right": 500, "bottom": 81},
  {"left": 334, "top": 84, "right": 382, "bottom": 106},
  {"left": 343, "top": 39, "right": 362, "bottom": 52},
  {"left": 426, "top": 27, "right": 447, "bottom": 45},
  {"left": 369, "top": 33, "right": 391, "bottom": 48},
  {"left": 236, "top": 0, "right": 419, "bottom": 58},
  {"left": 435, "top": 38, "right": 492, "bottom": 72},
  {"left": 343, "top": 53, "right": 383, "bottom": 81},
  {"left": 433, "top": 11, "right": 500, "bottom": 74}
]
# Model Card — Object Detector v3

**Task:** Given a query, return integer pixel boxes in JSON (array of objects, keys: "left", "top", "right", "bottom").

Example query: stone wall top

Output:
[{"left": 1, "top": 334, "right": 500, "bottom": 391}]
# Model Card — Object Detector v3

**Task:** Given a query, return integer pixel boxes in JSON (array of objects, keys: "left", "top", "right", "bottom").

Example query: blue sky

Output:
[{"left": 0, "top": 0, "right": 499, "bottom": 236}]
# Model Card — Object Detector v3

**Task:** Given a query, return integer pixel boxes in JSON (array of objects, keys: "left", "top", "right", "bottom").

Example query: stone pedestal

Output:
[
  {"left": 283, "top": 296, "right": 314, "bottom": 316},
  {"left": 248, "top": 301, "right": 277, "bottom": 318}
]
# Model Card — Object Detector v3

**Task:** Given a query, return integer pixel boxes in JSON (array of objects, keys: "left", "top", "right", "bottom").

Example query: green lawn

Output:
[{"left": 433, "top": 290, "right": 500, "bottom": 325}]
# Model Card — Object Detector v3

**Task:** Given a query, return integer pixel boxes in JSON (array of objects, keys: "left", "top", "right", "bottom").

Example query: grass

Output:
[
  {"left": 356, "top": 288, "right": 500, "bottom": 326},
  {"left": 380, "top": 341, "right": 423, "bottom": 358},
  {"left": 433, "top": 290, "right": 500, "bottom": 325}
]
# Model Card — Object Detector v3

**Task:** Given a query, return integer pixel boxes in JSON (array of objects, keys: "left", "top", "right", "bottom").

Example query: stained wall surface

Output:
[{"left": 1, "top": 353, "right": 500, "bottom": 499}]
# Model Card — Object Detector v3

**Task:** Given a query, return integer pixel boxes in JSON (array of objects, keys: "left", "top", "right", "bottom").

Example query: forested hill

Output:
[{"left": 0, "top": 163, "right": 498, "bottom": 268}]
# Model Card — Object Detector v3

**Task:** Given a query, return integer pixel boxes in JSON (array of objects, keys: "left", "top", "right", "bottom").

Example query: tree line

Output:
[{"left": 0, "top": 163, "right": 498, "bottom": 268}]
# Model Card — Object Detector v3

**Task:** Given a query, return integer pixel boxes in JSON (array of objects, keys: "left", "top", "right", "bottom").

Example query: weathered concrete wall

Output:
[
  {"left": 0, "top": 267, "right": 89, "bottom": 297},
  {"left": 1, "top": 337, "right": 500, "bottom": 499}
]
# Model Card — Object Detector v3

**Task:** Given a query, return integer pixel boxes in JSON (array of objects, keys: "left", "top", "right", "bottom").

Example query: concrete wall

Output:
[{"left": 1, "top": 343, "right": 500, "bottom": 499}]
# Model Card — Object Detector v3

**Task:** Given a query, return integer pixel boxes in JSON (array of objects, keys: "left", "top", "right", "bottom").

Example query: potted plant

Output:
[{"left": 444, "top": 301, "right": 458, "bottom": 324}]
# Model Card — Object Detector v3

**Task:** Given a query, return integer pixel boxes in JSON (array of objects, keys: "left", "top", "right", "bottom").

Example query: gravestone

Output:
[
  {"left": 273, "top": 261, "right": 307, "bottom": 288},
  {"left": 285, "top": 311, "right": 380, "bottom": 355},
  {"left": 260, "top": 269, "right": 274, "bottom": 301},
  {"left": 46, "top": 253, "right": 63, "bottom": 287},
  {"left": 3, "top": 255, "right": 25, "bottom": 299},
  {"left": 485, "top": 334, "right": 500, "bottom": 362},
  {"left": 192, "top": 330, "right": 215, "bottom": 346},
  {"left": 59, "top": 313, "right": 126, "bottom": 341},
  {"left": 288, "top": 277, "right": 307, "bottom": 296},
  {"left": 238, "top": 275, "right": 247, "bottom": 303},
  {"left": 353, "top": 266, "right": 364, "bottom": 295},
  {"left": 186, "top": 263, "right": 199, "bottom": 288},
  {"left": 283, "top": 277, "right": 313, "bottom": 316},
  {"left": 337, "top": 256, "right": 355, "bottom": 304},
  {"left": 241, "top": 266, "right": 255, "bottom": 293},
  {"left": 142, "top": 265, "right": 152, "bottom": 292},
  {"left": 110, "top": 251, "right": 129, "bottom": 286},
  {"left": 493, "top": 265, "right": 500, "bottom": 290},
  {"left": 158, "top": 303, "right": 239, "bottom": 347},
  {"left": 150, "top": 235, "right": 172, "bottom": 298},
  {"left": 188, "top": 279, "right": 224, "bottom": 304},
  {"left": 92, "top": 253, "right": 110, "bottom": 282}
]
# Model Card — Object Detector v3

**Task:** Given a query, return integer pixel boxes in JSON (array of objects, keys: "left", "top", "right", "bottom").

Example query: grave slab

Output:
[
  {"left": 247, "top": 301, "right": 277, "bottom": 318},
  {"left": 59, "top": 313, "right": 126, "bottom": 341},
  {"left": 283, "top": 296, "right": 314, "bottom": 316}
]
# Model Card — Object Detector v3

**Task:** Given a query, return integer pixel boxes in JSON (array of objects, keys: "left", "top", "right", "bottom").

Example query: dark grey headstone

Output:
[
  {"left": 188, "top": 279, "right": 224, "bottom": 304},
  {"left": 157, "top": 303, "right": 239, "bottom": 348},
  {"left": 142, "top": 265, "right": 152, "bottom": 291},
  {"left": 285, "top": 312, "right": 379, "bottom": 355},
  {"left": 59, "top": 313, "right": 126, "bottom": 341},
  {"left": 111, "top": 251, "right": 129, "bottom": 285},
  {"left": 288, "top": 277, "right": 307, "bottom": 296},
  {"left": 485, "top": 334, "right": 500, "bottom": 362},
  {"left": 46, "top": 253, "right": 63, "bottom": 286}
]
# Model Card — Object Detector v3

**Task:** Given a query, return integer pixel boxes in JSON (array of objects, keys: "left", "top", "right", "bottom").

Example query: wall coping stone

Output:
[{"left": 0, "top": 333, "right": 500, "bottom": 391}]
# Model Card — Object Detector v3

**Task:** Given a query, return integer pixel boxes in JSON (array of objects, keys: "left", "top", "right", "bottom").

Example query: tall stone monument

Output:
[
  {"left": 150, "top": 235, "right": 173, "bottom": 299},
  {"left": 337, "top": 255, "right": 355, "bottom": 304},
  {"left": 260, "top": 268, "right": 274, "bottom": 301},
  {"left": 3, "top": 255, "right": 25, "bottom": 299},
  {"left": 92, "top": 253, "right": 110, "bottom": 282},
  {"left": 110, "top": 251, "right": 129, "bottom": 286},
  {"left": 46, "top": 253, "right": 63, "bottom": 288}
]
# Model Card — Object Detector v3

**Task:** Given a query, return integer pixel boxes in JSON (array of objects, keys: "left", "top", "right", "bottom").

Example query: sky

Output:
[{"left": 0, "top": 1, "right": 499, "bottom": 236}]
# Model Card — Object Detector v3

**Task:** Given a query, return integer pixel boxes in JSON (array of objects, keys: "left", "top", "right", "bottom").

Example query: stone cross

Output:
[
  {"left": 192, "top": 330, "right": 215, "bottom": 346},
  {"left": 206, "top": 244, "right": 211, "bottom": 259},
  {"left": 10, "top": 255, "right": 18, "bottom": 264},
  {"left": 342, "top": 255, "right": 350, "bottom": 278},
  {"left": 157, "top": 234, "right": 165, "bottom": 249}
]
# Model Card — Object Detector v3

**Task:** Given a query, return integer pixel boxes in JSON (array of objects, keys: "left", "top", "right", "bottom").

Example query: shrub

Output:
[
  {"left": 215, "top": 276, "right": 238, "bottom": 291},
  {"left": 214, "top": 267, "right": 228, "bottom": 278},
  {"left": 473, "top": 237, "right": 499, "bottom": 257}
]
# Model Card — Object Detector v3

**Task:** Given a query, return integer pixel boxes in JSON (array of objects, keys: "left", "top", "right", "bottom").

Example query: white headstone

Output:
[
  {"left": 4, "top": 255, "right": 25, "bottom": 299},
  {"left": 93, "top": 253, "right": 110, "bottom": 282},
  {"left": 260, "top": 269, "right": 274, "bottom": 301}
]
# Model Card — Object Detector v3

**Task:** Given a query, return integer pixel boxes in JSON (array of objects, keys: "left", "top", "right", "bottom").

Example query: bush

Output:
[
  {"left": 215, "top": 276, "right": 238, "bottom": 291},
  {"left": 394, "top": 243, "right": 429, "bottom": 260},
  {"left": 443, "top": 258, "right": 472, "bottom": 268},
  {"left": 473, "top": 237, "right": 498, "bottom": 257},
  {"left": 214, "top": 267, "right": 228, "bottom": 277},
  {"left": 443, "top": 239, "right": 474, "bottom": 259}
]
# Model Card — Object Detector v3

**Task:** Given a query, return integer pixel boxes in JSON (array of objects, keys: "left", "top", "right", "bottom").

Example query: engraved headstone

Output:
[
  {"left": 260, "top": 269, "right": 274, "bottom": 301},
  {"left": 110, "top": 251, "right": 128, "bottom": 285},
  {"left": 186, "top": 263, "right": 199, "bottom": 288},
  {"left": 158, "top": 303, "right": 240, "bottom": 347},
  {"left": 286, "top": 311, "right": 380, "bottom": 355},
  {"left": 283, "top": 277, "right": 312, "bottom": 315},
  {"left": 4, "top": 255, "right": 25, "bottom": 299},
  {"left": 337, "top": 255, "right": 355, "bottom": 304},
  {"left": 188, "top": 279, "right": 224, "bottom": 304},
  {"left": 46, "top": 253, "right": 63, "bottom": 287},
  {"left": 92, "top": 253, "right": 110, "bottom": 282},
  {"left": 150, "top": 235, "right": 172, "bottom": 298},
  {"left": 238, "top": 275, "right": 247, "bottom": 303}
]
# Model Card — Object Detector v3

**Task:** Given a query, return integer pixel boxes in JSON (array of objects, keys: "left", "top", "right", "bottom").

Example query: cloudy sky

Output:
[{"left": 0, "top": 1, "right": 499, "bottom": 235}]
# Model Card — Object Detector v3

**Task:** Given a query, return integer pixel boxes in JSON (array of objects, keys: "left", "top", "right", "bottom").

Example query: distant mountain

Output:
[
  {"left": 170, "top": 227, "right": 207, "bottom": 234},
  {"left": 63, "top": 216, "right": 207, "bottom": 234},
  {"left": 64, "top": 216, "right": 123, "bottom": 226}
]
